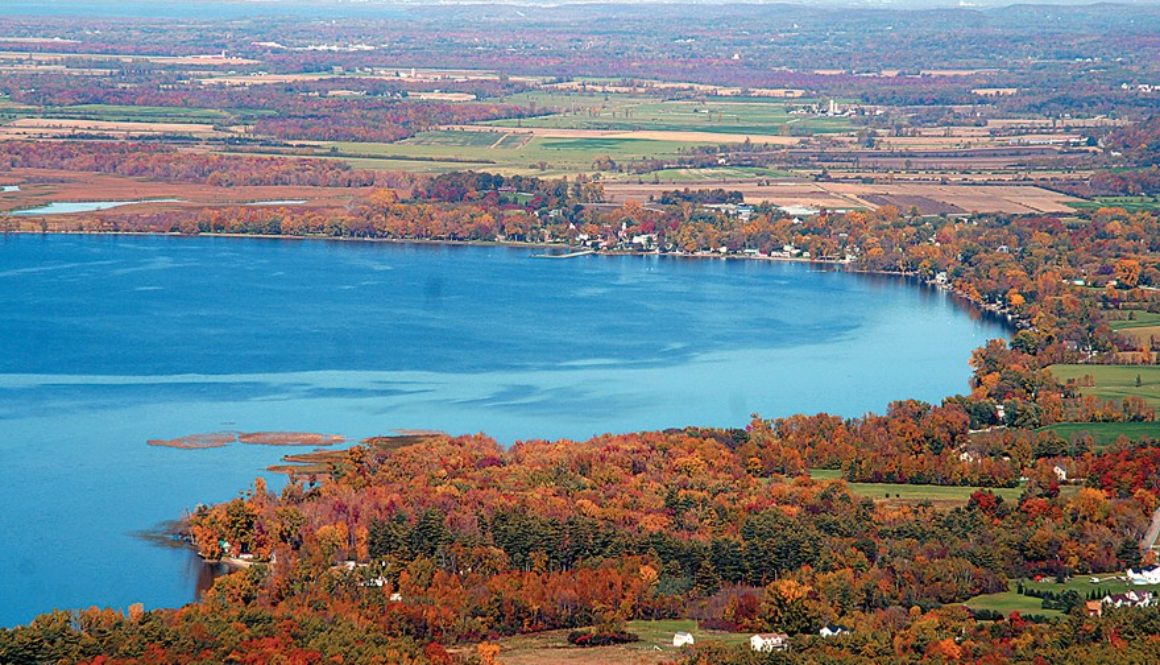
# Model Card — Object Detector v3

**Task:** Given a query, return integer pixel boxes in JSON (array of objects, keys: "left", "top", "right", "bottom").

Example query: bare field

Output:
[{"left": 603, "top": 180, "right": 1085, "bottom": 214}]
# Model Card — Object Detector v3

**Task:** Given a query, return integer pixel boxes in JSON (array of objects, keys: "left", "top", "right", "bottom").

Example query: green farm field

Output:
[
  {"left": 1106, "top": 310, "right": 1160, "bottom": 331},
  {"left": 1048, "top": 364, "right": 1160, "bottom": 408},
  {"left": 317, "top": 131, "right": 698, "bottom": 176},
  {"left": 1038, "top": 422, "right": 1160, "bottom": 445},
  {"left": 808, "top": 469, "right": 1023, "bottom": 505},
  {"left": 488, "top": 90, "right": 853, "bottom": 135}
]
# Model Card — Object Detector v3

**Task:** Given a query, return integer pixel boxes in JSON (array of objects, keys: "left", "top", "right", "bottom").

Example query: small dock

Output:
[{"left": 531, "top": 249, "right": 595, "bottom": 259}]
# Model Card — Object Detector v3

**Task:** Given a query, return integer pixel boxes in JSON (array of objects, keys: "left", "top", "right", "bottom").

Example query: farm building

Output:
[
  {"left": 1127, "top": 565, "right": 1160, "bottom": 585},
  {"left": 672, "top": 631, "right": 695, "bottom": 647}
]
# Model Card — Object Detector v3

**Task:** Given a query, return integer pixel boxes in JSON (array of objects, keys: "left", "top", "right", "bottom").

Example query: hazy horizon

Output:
[{"left": 10, "top": 0, "right": 1160, "bottom": 15}]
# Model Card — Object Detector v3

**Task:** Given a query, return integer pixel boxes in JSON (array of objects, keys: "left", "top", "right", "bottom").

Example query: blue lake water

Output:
[{"left": 0, "top": 234, "right": 1008, "bottom": 626}]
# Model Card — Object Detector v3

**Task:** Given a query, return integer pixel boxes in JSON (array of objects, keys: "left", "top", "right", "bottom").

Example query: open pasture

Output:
[
  {"left": 1070, "top": 196, "right": 1160, "bottom": 213},
  {"left": 808, "top": 469, "right": 1023, "bottom": 507},
  {"left": 1037, "top": 422, "right": 1159, "bottom": 446},
  {"left": 1108, "top": 311, "right": 1160, "bottom": 331},
  {"left": 318, "top": 131, "right": 697, "bottom": 176},
  {"left": 488, "top": 90, "right": 852, "bottom": 136},
  {"left": 1048, "top": 364, "right": 1160, "bottom": 408},
  {"left": 440, "top": 123, "right": 804, "bottom": 145}
]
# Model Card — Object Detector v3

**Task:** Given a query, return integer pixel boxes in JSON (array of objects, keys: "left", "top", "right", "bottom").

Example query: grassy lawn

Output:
[
  {"left": 488, "top": 619, "right": 749, "bottom": 665},
  {"left": 1048, "top": 364, "right": 1160, "bottom": 408},
  {"left": 1038, "top": 422, "right": 1160, "bottom": 446},
  {"left": 965, "top": 574, "right": 1160, "bottom": 618},
  {"left": 807, "top": 469, "right": 1023, "bottom": 505},
  {"left": 964, "top": 589, "right": 1062, "bottom": 618}
]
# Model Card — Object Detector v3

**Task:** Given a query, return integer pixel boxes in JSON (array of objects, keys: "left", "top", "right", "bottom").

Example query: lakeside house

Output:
[
  {"left": 672, "top": 631, "right": 695, "bottom": 647},
  {"left": 750, "top": 632, "right": 789, "bottom": 652}
]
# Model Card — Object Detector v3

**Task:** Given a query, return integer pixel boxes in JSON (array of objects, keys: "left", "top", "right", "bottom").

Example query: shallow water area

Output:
[{"left": 8, "top": 199, "right": 183, "bottom": 216}]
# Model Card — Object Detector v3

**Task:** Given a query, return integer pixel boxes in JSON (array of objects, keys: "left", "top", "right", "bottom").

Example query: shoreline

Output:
[{"left": 3, "top": 229, "right": 1022, "bottom": 331}]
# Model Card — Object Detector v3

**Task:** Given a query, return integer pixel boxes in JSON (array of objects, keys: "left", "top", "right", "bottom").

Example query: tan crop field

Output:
[{"left": 603, "top": 180, "right": 1086, "bottom": 214}]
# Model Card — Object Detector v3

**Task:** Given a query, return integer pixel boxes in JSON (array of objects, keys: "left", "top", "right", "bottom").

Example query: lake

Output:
[{"left": 0, "top": 234, "right": 1008, "bottom": 626}]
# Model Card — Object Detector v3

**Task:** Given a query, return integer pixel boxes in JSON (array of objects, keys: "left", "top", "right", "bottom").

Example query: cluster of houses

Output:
[
  {"left": 1121, "top": 82, "right": 1159, "bottom": 94},
  {"left": 1081, "top": 565, "right": 1160, "bottom": 616},
  {"left": 671, "top": 624, "right": 850, "bottom": 652},
  {"left": 1084, "top": 590, "right": 1156, "bottom": 616}
]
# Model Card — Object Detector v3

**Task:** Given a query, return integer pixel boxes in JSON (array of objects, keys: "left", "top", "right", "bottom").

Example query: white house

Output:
[
  {"left": 1102, "top": 590, "right": 1155, "bottom": 608},
  {"left": 672, "top": 631, "right": 695, "bottom": 647},
  {"left": 1053, "top": 465, "right": 1068, "bottom": 482},
  {"left": 631, "top": 234, "right": 656, "bottom": 250},
  {"left": 1127, "top": 564, "right": 1160, "bottom": 585},
  {"left": 819, "top": 624, "right": 851, "bottom": 638},
  {"left": 750, "top": 633, "right": 789, "bottom": 652}
]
